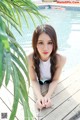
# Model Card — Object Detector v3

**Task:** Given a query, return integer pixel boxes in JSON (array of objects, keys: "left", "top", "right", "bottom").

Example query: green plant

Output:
[{"left": 0, "top": 0, "right": 45, "bottom": 120}]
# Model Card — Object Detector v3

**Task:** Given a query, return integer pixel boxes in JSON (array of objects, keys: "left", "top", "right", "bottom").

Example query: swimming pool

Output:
[{"left": 13, "top": 7, "right": 80, "bottom": 72}]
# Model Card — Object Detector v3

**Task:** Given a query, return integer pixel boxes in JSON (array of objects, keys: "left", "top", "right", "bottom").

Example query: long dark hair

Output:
[{"left": 32, "top": 24, "right": 58, "bottom": 81}]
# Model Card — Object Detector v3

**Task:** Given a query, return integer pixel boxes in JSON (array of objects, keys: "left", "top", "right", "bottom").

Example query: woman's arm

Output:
[
  {"left": 45, "top": 54, "right": 66, "bottom": 98},
  {"left": 28, "top": 54, "right": 42, "bottom": 99},
  {"left": 28, "top": 54, "right": 46, "bottom": 109}
]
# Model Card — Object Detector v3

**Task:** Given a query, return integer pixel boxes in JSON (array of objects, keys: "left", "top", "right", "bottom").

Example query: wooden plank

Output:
[
  {"left": 51, "top": 69, "right": 80, "bottom": 98},
  {"left": 28, "top": 67, "right": 80, "bottom": 119},
  {"left": 29, "top": 97, "right": 39, "bottom": 120},
  {"left": 2, "top": 80, "right": 37, "bottom": 119},
  {"left": 0, "top": 85, "right": 24, "bottom": 120},
  {"left": 37, "top": 76, "right": 80, "bottom": 118},
  {"left": 63, "top": 104, "right": 80, "bottom": 120},
  {"left": 59, "top": 64, "right": 80, "bottom": 82},
  {"left": 0, "top": 98, "right": 18, "bottom": 120},
  {"left": 42, "top": 90, "right": 80, "bottom": 120},
  {"left": 52, "top": 78, "right": 80, "bottom": 106},
  {"left": 3, "top": 80, "right": 14, "bottom": 95}
]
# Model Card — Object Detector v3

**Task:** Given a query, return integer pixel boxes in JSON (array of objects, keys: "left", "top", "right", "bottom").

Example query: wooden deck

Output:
[{"left": 0, "top": 65, "right": 80, "bottom": 120}]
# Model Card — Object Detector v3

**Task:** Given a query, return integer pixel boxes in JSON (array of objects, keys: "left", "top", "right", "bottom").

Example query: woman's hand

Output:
[
  {"left": 36, "top": 96, "right": 46, "bottom": 110},
  {"left": 36, "top": 95, "right": 52, "bottom": 109},
  {"left": 44, "top": 95, "right": 52, "bottom": 108}
]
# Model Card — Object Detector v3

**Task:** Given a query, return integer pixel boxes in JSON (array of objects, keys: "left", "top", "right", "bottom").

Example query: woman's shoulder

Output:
[
  {"left": 28, "top": 52, "right": 34, "bottom": 65},
  {"left": 28, "top": 52, "right": 33, "bottom": 59},
  {"left": 56, "top": 53, "right": 66, "bottom": 62},
  {"left": 56, "top": 53, "right": 66, "bottom": 67}
]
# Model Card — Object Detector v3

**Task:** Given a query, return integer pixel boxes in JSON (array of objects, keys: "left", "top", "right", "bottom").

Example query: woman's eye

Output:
[
  {"left": 38, "top": 42, "right": 43, "bottom": 44},
  {"left": 48, "top": 42, "right": 53, "bottom": 44}
]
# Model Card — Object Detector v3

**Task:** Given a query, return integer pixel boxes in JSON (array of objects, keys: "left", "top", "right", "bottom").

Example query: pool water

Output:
[{"left": 12, "top": 8, "right": 80, "bottom": 72}]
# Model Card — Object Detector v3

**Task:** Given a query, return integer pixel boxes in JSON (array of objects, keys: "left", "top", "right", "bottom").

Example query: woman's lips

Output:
[{"left": 43, "top": 52, "right": 48, "bottom": 54}]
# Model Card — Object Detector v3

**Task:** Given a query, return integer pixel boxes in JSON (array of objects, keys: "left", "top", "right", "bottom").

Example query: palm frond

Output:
[
  {"left": 5, "top": 52, "right": 12, "bottom": 86},
  {"left": 10, "top": 63, "right": 20, "bottom": 120},
  {"left": 0, "top": 40, "right": 4, "bottom": 87},
  {"left": 0, "top": 0, "right": 46, "bottom": 29}
]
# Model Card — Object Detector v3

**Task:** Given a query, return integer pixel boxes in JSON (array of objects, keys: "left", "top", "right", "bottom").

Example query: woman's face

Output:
[{"left": 36, "top": 32, "right": 53, "bottom": 61}]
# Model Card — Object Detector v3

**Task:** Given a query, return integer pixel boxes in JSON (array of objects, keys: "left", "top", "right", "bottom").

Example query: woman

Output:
[{"left": 28, "top": 24, "right": 66, "bottom": 110}]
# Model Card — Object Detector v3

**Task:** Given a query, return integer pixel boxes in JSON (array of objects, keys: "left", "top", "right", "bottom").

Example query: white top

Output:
[{"left": 40, "top": 58, "right": 51, "bottom": 82}]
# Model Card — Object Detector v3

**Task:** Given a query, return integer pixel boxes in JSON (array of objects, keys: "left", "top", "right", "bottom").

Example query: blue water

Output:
[{"left": 12, "top": 9, "right": 80, "bottom": 72}]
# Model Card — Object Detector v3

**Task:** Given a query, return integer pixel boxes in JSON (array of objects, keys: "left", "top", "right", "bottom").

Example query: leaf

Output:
[
  {"left": 6, "top": 26, "right": 16, "bottom": 40},
  {"left": 10, "top": 63, "right": 20, "bottom": 120},
  {"left": 11, "top": 53, "right": 29, "bottom": 84},
  {"left": 10, "top": 39, "right": 29, "bottom": 67},
  {"left": 15, "top": 64, "right": 29, "bottom": 101},
  {"left": 10, "top": 41, "right": 28, "bottom": 68},
  {"left": 9, "top": 40, "right": 30, "bottom": 86},
  {"left": 5, "top": 52, "right": 12, "bottom": 86},
  {"left": 0, "top": 16, "right": 6, "bottom": 32},
  {"left": 20, "top": 91, "right": 33, "bottom": 120},
  {"left": 0, "top": 17, "right": 8, "bottom": 87},
  {"left": 22, "top": 100, "right": 33, "bottom": 120},
  {"left": 1, "top": 13, "right": 22, "bottom": 35},
  {"left": 0, "top": 40, "right": 4, "bottom": 87},
  {"left": 13, "top": 60, "right": 32, "bottom": 120},
  {"left": 2, "top": 35, "right": 10, "bottom": 51}
]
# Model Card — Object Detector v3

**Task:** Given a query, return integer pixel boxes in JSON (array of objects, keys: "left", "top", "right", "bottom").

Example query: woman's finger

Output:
[{"left": 46, "top": 100, "right": 52, "bottom": 108}]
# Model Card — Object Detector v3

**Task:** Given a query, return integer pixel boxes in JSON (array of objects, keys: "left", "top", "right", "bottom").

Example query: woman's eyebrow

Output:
[
  {"left": 47, "top": 40, "right": 52, "bottom": 42},
  {"left": 48, "top": 40, "right": 52, "bottom": 41},
  {"left": 38, "top": 40, "right": 43, "bottom": 41},
  {"left": 38, "top": 39, "right": 52, "bottom": 42}
]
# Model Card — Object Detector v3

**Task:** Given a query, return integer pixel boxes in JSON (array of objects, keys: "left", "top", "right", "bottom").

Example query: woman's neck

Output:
[{"left": 40, "top": 57, "right": 50, "bottom": 62}]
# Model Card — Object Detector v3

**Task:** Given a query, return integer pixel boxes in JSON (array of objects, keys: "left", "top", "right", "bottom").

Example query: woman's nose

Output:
[{"left": 43, "top": 45, "right": 48, "bottom": 50}]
